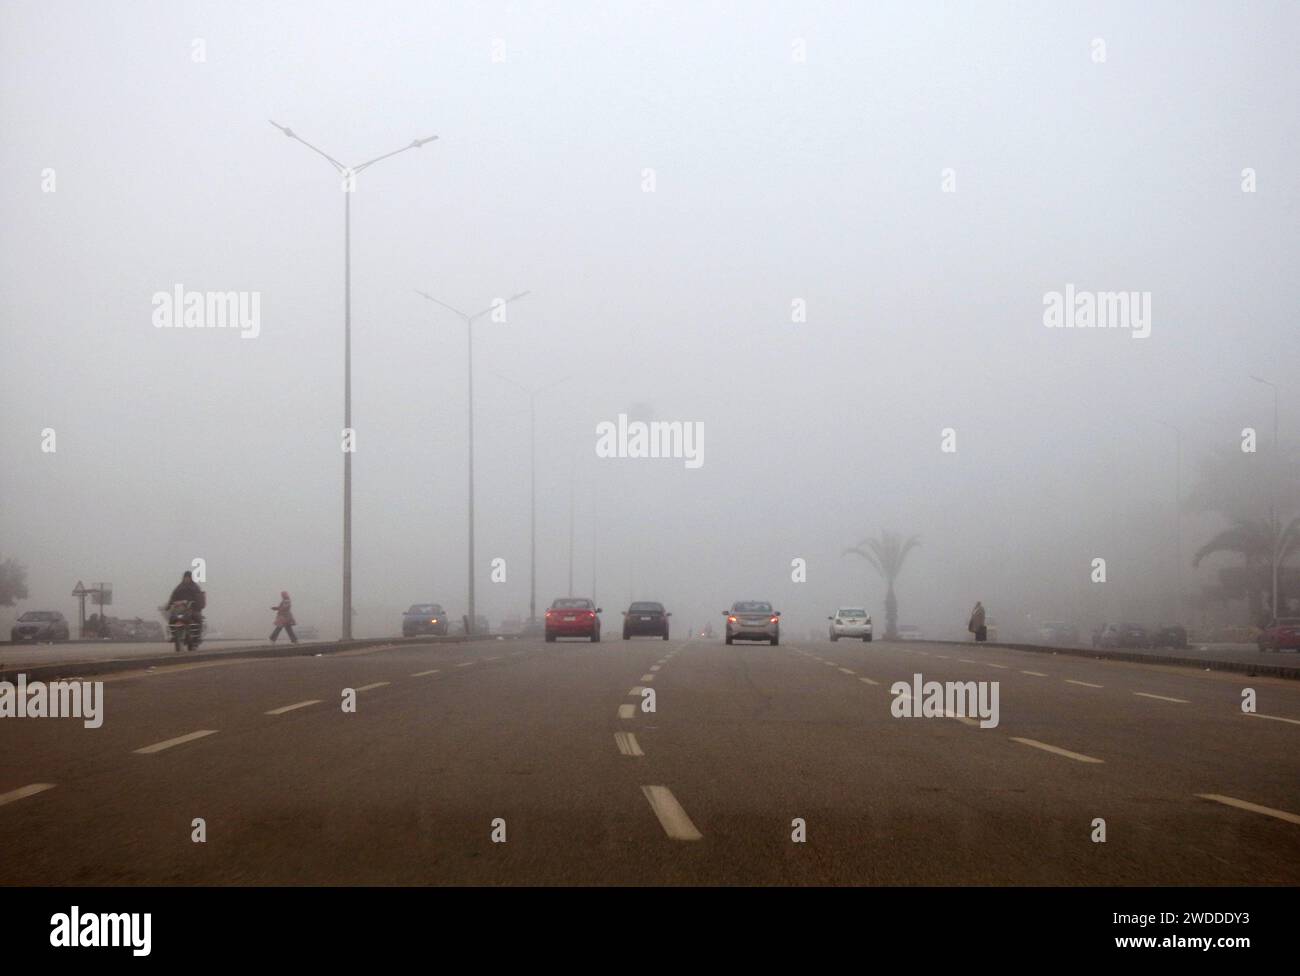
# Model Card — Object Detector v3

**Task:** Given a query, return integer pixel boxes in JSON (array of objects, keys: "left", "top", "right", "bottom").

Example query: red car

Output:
[
  {"left": 545, "top": 598, "right": 602, "bottom": 642},
  {"left": 1258, "top": 617, "right": 1300, "bottom": 652}
]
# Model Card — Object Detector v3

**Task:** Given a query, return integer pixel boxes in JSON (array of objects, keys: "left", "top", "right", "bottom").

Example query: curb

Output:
[
  {"left": 0, "top": 634, "right": 516, "bottom": 684},
  {"left": 916, "top": 639, "right": 1300, "bottom": 681}
]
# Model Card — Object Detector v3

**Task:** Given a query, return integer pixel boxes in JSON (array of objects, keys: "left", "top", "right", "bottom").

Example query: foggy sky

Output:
[{"left": 2, "top": 1, "right": 1297, "bottom": 640}]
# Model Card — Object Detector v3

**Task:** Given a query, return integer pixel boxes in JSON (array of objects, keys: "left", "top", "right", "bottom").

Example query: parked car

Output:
[
  {"left": 724, "top": 601, "right": 780, "bottom": 645},
  {"left": 1258, "top": 617, "right": 1300, "bottom": 652},
  {"left": 1096, "top": 622, "right": 1149, "bottom": 649},
  {"left": 402, "top": 603, "right": 449, "bottom": 637},
  {"left": 10, "top": 611, "right": 70, "bottom": 642},
  {"left": 1149, "top": 624, "right": 1188, "bottom": 649},
  {"left": 622, "top": 601, "right": 670, "bottom": 640},
  {"left": 828, "top": 607, "right": 873, "bottom": 642},
  {"left": 545, "top": 598, "right": 601, "bottom": 642},
  {"left": 1038, "top": 622, "right": 1079, "bottom": 646}
]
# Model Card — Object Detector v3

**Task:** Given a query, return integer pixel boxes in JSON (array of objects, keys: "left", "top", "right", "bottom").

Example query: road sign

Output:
[{"left": 72, "top": 580, "right": 88, "bottom": 596}]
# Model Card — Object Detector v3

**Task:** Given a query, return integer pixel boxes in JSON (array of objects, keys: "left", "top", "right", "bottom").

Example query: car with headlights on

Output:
[
  {"left": 546, "top": 598, "right": 602, "bottom": 642},
  {"left": 724, "top": 601, "right": 780, "bottom": 645},
  {"left": 402, "top": 603, "right": 449, "bottom": 637},
  {"left": 623, "top": 601, "right": 670, "bottom": 640},
  {"left": 828, "top": 607, "right": 873, "bottom": 642}
]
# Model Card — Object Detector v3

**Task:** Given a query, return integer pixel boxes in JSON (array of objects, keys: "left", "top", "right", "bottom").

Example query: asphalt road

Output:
[{"left": 2, "top": 637, "right": 1298, "bottom": 885}]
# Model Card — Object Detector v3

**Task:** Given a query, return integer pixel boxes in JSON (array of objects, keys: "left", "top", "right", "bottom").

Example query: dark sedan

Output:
[
  {"left": 402, "top": 603, "right": 449, "bottom": 637},
  {"left": 622, "top": 601, "right": 670, "bottom": 640},
  {"left": 10, "top": 610, "right": 70, "bottom": 642}
]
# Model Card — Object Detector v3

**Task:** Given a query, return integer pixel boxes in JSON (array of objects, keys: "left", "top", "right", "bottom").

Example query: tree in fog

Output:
[
  {"left": 843, "top": 531, "right": 920, "bottom": 640},
  {"left": 1194, "top": 516, "right": 1300, "bottom": 621},
  {"left": 0, "top": 557, "right": 28, "bottom": 606}
]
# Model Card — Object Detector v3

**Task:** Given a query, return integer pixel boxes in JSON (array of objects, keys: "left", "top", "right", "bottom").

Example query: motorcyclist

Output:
[{"left": 168, "top": 571, "right": 206, "bottom": 632}]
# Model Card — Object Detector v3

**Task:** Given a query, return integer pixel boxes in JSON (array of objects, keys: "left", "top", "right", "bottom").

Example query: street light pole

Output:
[
  {"left": 271, "top": 121, "right": 436, "bottom": 640},
  {"left": 487, "top": 371, "right": 569, "bottom": 628},
  {"left": 1252, "top": 375, "right": 1280, "bottom": 618},
  {"left": 1156, "top": 420, "right": 1183, "bottom": 621},
  {"left": 416, "top": 291, "right": 530, "bottom": 634}
]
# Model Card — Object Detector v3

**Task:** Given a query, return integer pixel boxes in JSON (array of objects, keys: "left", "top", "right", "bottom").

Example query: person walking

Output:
[
  {"left": 968, "top": 601, "right": 987, "bottom": 643},
  {"left": 270, "top": 591, "right": 298, "bottom": 644}
]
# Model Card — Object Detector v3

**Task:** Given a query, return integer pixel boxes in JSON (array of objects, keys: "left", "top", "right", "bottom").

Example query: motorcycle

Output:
[{"left": 166, "top": 600, "right": 202, "bottom": 653}]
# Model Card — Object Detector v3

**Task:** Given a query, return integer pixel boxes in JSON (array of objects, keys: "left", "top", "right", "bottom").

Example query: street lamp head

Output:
[
  {"left": 412, "top": 136, "right": 438, "bottom": 148},
  {"left": 269, "top": 120, "right": 294, "bottom": 138}
]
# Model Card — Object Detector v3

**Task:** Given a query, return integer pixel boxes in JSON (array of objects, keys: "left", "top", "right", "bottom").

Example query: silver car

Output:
[
  {"left": 828, "top": 607, "right": 873, "bottom": 642},
  {"left": 724, "top": 601, "right": 780, "bottom": 645}
]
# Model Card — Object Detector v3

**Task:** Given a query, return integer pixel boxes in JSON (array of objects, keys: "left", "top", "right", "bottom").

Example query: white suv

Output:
[{"left": 828, "top": 608, "right": 873, "bottom": 642}]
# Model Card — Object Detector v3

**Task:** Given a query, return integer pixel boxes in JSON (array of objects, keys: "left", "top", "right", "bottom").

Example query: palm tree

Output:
[
  {"left": 1193, "top": 515, "right": 1300, "bottom": 621},
  {"left": 843, "top": 530, "right": 920, "bottom": 639}
]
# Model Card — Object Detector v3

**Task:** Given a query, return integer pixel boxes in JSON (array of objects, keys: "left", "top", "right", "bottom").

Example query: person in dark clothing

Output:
[
  {"left": 269, "top": 591, "right": 298, "bottom": 644},
  {"left": 167, "top": 571, "right": 206, "bottom": 630}
]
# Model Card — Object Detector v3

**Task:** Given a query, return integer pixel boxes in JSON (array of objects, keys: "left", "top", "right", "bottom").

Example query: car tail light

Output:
[
  {"left": 728, "top": 616, "right": 737, "bottom": 623},
  {"left": 587, "top": 611, "right": 596, "bottom": 618},
  {"left": 770, "top": 616, "right": 779, "bottom": 623}
]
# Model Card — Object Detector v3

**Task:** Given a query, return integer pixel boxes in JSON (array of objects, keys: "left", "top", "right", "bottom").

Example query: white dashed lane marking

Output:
[
  {"left": 640, "top": 674, "right": 655, "bottom": 682},
  {"left": 354, "top": 682, "right": 390, "bottom": 693},
  {"left": 1249, "top": 713, "right": 1300, "bottom": 727},
  {"left": 411, "top": 669, "right": 440, "bottom": 677},
  {"left": 134, "top": 730, "right": 218, "bottom": 755},
  {"left": 641, "top": 785, "right": 703, "bottom": 841},
  {"left": 0, "top": 783, "right": 56, "bottom": 808},
  {"left": 1021, "top": 670, "right": 1048, "bottom": 677},
  {"left": 1133, "top": 692, "right": 1189, "bottom": 704},
  {"left": 838, "top": 667, "right": 856, "bottom": 675},
  {"left": 1196, "top": 793, "right": 1300, "bottom": 826},
  {"left": 1010, "top": 737, "right": 1103, "bottom": 764},
  {"left": 618, "top": 704, "right": 636, "bottom": 719},
  {"left": 614, "top": 732, "right": 644, "bottom": 756},
  {"left": 859, "top": 677, "right": 880, "bottom": 686},
  {"left": 265, "top": 699, "right": 321, "bottom": 715},
  {"left": 1066, "top": 680, "right": 1104, "bottom": 689}
]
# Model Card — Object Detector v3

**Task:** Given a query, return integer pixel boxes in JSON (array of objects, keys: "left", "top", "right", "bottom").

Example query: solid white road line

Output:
[
  {"left": 354, "top": 681, "right": 390, "bottom": 693},
  {"left": 1196, "top": 793, "right": 1300, "bottom": 826},
  {"left": 641, "top": 785, "right": 703, "bottom": 841},
  {"left": 614, "top": 732, "right": 644, "bottom": 757},
  {"left": 0, "top": 783, "right": 56, "bottom": 808},
  {"left": 859, "top": 676, "right": 880, "bottom": 686},
  {"left": 838, "top": 667, "right": 856, "bottom": 675},
  {"left": 411, "top": 669, "right": 441, "bottom": 677},
  {"left": 1010, "top": 737, "right": 1104, "bottom": 764},
  {"left": 135, "top": 730, "right": 218, "bottom": 755},
  {"left": 1066, "top": 679, "right": 1104, "bottom": 689},
  {"left": 1133, "top": 692, "right": 1190, "bottom": 704},
  {"left": 1021, "top": 670, "right": 1048, "bottom": 677},
  {"left": 618, "top": 704, "right": 636, "bottom": 719},
  {"left": 1250, "top": 713, "right": 1300, "bottom": 727},
  {"left": 265, "top": 699, "right": 321, "bottom": 715}
]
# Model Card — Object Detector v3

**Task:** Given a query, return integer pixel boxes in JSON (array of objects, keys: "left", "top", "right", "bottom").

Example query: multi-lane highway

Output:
[{"left": 2, "top": 637, "right": 1297, "bottom": 884}]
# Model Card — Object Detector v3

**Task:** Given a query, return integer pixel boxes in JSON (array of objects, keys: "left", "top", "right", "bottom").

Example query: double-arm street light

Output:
[
  {"left": 415, "top": 290, "right": 530, "bottom": 634},
  {"left": 1251, "top": 375, "right": 1281, "bottom": 617},
  {"left": 270, "top": 121, "right": 436, "bottom": 640}
]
